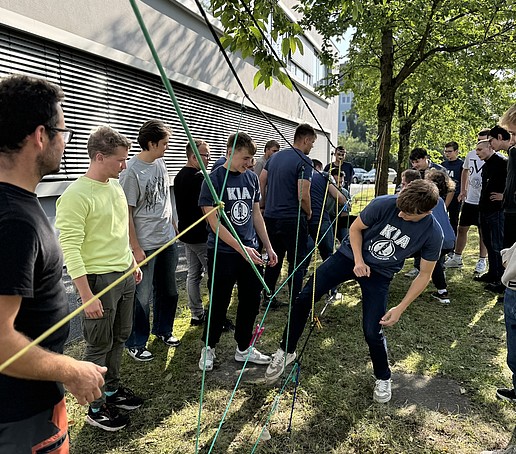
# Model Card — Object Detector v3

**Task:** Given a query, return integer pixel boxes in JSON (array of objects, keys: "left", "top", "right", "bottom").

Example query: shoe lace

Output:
[
  {"left": 376, "top": 379, "right": 389, "bottom": 393},
  {"left": 270, "top": 351, "right": 285, "bottom": 368}
]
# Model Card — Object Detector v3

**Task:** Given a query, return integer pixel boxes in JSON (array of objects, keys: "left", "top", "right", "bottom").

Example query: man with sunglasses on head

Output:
[{"left": 0, "top": 74, "right": 105, "bottom": 452}]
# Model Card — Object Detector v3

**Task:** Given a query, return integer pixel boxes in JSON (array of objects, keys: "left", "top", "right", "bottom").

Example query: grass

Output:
[{"left": 64, "top": 212, "right": 514, "bottom": 453}]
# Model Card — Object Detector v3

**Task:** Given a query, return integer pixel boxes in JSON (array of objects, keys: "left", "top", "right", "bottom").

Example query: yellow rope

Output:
[{"left": 0, "top": 205, "right": 221, "bottom": 374}]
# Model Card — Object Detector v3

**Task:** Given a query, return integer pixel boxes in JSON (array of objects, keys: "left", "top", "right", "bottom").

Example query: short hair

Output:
[
  {"left": 396, "top": 179, "right": 439, "bottom": 214},
  {"left": 312, "top": 159, "right": 323, "bottom": 170},
  {"left": 335, "top": 145, "right": 346, "bottom": 153},
  {"left": 264, "top": 139, "right": 280, "bottom": 151},
  {"left": 500, "top": 104, "right": 516, "bottom": 128},
  {"left": 137, "top": 120, "right": 172, "bottom": 150},
  {"left": 401, "top": 169, "right": 421, "bottom": 184},
  {"left": 294, "top": 123, "right": 316, "bottom": 142},
  {"left": 409, "top": 147, "right": 428, "bottom": 161},
  {"left": 330, "top": 167, "right": 343, "bottom": 178},
  {"left": 444, "top": 141, "right": 458, "bottom": 151},
  {"left": 227, "top": 132, "right": 257, "bottom": 155},
  {"left": 87, "top": 125, "right": 131, "bottom": 159},
  {"left": 425, "top": 168, "right": 455, "bottom": 198},
  {"left": 185, "top": 138, "right": 208, "bottom": 159},
  {"left": 478, "top": 128, "right": 490, "bottom": 138},
  {"left": 0, "top": 74, "right": 64, "bottom": 155},
  {"left": 489, "top": 125, "right": 511, "bottom": 141}
]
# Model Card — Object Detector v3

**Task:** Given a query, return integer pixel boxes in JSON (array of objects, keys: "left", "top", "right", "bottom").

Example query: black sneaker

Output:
[
  {"left": 222, "top": 318, "right": 235, "bottom": 332},
  {"left": 106, "top": 386, "right": 144, "bottom": 410},
  {"left": 190, "top": 310, "right": 207, "bottom": 326},
  {"left": 86, "top": 404, "right": 130, "bottom": 432},
  {"left": 156, "top": 333, "right": 181, "bottom": 347},
  {"left": 473, "top": 273, "right": 496, "bottom": 283},
  {"left": 485, "top": 282, "right": 506, "bottom": 294},
  {"left": 496, "top": 388, "right": 516, "bottom": 403}
]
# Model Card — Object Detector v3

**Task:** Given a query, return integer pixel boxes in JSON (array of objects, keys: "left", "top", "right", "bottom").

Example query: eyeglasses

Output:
[
  {"left": 198, "top": 153, "right": 211, "bottom": 159},
  {"left": 46, "top": 126, "right": 74, "bottom": 144}
]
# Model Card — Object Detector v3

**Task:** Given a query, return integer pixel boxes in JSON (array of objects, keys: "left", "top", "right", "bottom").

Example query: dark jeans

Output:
[
  {"left": 280, "top": 252, "right": 392, "bottom": 380},
  {"left": 504, "top": 288, "right": 516, "bottom": 389},
  {"left": 203, "top": 250, "right": 263, "bottom": 351},
  {"left": 480, "top": 210, "right": 505, "bottom": 280},
  {"left": 448, "top": 197, "right": 461, "bottom": 236},
  {"left": 126, "top": 244, "right": 179, "bottom": 348},
  {"left": 504, "top": 212, "right": 516, "bottom": 249},
  {"left": 264, "top": 216, "right": 309, "bottom": 301},
  {"left": 414, "top": 248, "right": 452, "bottom": 290}
]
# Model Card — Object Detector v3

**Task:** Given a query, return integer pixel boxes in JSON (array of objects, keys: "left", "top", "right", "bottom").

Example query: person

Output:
[
  {"left": 327, "top": 167, "right": 353, "bottom": 242},
  {"left": 442, "top": 141, "right": 464, "bottom": 235},
  {"left": 499, "top": 108, "right": 516, "bottom": 249},
  {"left": 55, "top": 125, "right": 144, "bottom": 431},
  {"left": 260, "top": 123, "right": 315, "bottom": 306},
  {"left": 174, "top": 139, "right": 210, "bottom": 326},
  {"left": 265, "top": 179, "right": 443, "bottom": 404},
  {"left": 0, "top": 74, "right": 105, "bottom": 452},
  {"left": 473, "top": 139, "right": 507, "bottom": 293},
  {"left": 254, "top": 140, "right": 280, "bottom": 177},
  {"left": 445, "top": 129, "right": 490, "bottom": 273},
  {"left": 410, "top": 147, "right": 446, "bottom": 180},
  {"left": 495, "top": 240, "right": 516, "bottom": 403},
  {"left": 198, "top": 132, "right": 278, "bottom": 371},
  {"left": 323, "top": 145, "right": 354, "bottom": 190},
  {"left": 120, "top": 120, "right": 180, "bottom": 362}
]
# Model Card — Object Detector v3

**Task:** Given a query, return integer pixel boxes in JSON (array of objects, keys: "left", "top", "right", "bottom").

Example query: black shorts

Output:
[{"left": 459, "top": 202, "right": 480, "bottom": 227}]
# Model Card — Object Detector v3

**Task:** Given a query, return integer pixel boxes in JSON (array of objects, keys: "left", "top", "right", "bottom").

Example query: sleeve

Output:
[
  {"left": 299, "top": 157, "right": 313, "bottom": 181},
  {"left": 119, "top": 168, "right": 139, "bottom": 208},
  {"left": 420, "top": 222, "right": 444, "bottom": 262},
  {"left": 0, "top": 220, "right": 37, "bottom": 297},
  {"left": 198, "top": 174, "right": 217, "bottom": 207},
  {"left": 462, "top": 153, "right": 470, "bottom": 170},
  {"left": 359, "top": 196, "right": 390, "bottom": 227},
  {"left": 55, "top": 191, "right": 89, "bottom": 279},
  {"left": 252, "top": 172, "right": 260, "bottom": 203}
]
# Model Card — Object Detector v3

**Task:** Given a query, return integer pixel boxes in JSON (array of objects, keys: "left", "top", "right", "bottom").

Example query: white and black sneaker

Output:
[
  {"left": 496, "top": 388, "right": 516, "bottom": 403},
  {"left": 86, "top": 404, "right": 129, "bottom": 432},
  {"left": 156, "top": 333, "right": 181, "bottom": 347},
  {"left": 431, "top": 291, "right": 450, "bottom": 305},
  {"left": 127, "top": 346, "right": 154, "bottom": 362}
]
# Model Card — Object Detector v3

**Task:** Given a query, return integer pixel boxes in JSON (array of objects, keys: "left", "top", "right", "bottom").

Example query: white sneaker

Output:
[
  {"left": 326, "top": 292, "right": 343, "bottom": 304},
  {"left": 444, "top": 256, "right": 463, "bottom": 268},
  {"left": 127, "top": 346, "right": 154, "bottom": 362},
  {"left": 235, "top": 347, "right": 271, "bottom": 364},
  {"left": 474, "top": 258, "right": 487, "bottom": 274},
  {"left": 199, "top": 346, "right": 216, "bottom": 371},
  {"left": 404, "top": 268, "right": 419, "bottom": 278},
  {"left": 373, "top": 378, "right": 392, "bottom": 403},
  {"left": 264, "top": 348, "right": 296, "bottom": 383}
]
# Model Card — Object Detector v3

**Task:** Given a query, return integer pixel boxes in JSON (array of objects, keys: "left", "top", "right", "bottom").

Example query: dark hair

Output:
[
  {"left": 335, "top": 146, "right": 346, "bottom": 152},
  {"left": 312, "top": 159, "right": 323, "bottom": 170},
  {"left": 186, "top": 138, "right": 208, "bottom": 159},
  {"left": 489, "top": 125, "right": 511, "bottom": 141},
  {"left": 330, "top": 167, "right": 343, "bottom": 177},
  {"left": 0, "top": 74, "right": 64, "bottom": 155},
  {"left": 264, "top": 139, "right": 280, "bottom": 151},
  {"left": 478, "top": 128, "right": 490, "bottom": 138},
  {"left": 137, "top": 119, "right": 172, "bottom": 150},
  {"left": 227, "top": 132, "right": 257, "bottom": 155},
  {"left": 396, "top": 179, "right": 439, "bottom": 214},
  {"left": 409, "top": 147, "right": 428, "bottom": 161},
  {"left": 401, "top": 169, "right": 421, "bottom": 184},
  {"left": 425, "top": 168, "right": 455, "bottom": 198},
  {"left": 294, "top": 123, "right": 316, "bottom": 142},
  {"left": 87, "top": 125, "right": 131, "bottom": 159},
  {"left": 444, "top": 141, "right": 459, "bottom": 151}
]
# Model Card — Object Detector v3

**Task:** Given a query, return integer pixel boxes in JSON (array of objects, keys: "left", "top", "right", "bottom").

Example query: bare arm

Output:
[
  {"left": 380, "top": 258, "right": 436, "bottom": 326},
  {"left": 252, "top": 203, "right": 278, "bottom": 266},
  {"left": 349, "top": 215, "right": 370, "bottom": 277},
  {"left": 329, "top": 183, "right": 347, "bottom": 206},
  {"left": 0, "top": 295, "right": 106, "bottom": 405},
  {"left": 445, "top": 191, "right": 454, "bottom": 208},
  {"left": 298, "top": 179, "right": 311, "bottom": 220},
  {"left": 73, "top": 275, "right": 104, "bottom": 319},
  {"left": 458, "top": 168, "right": 469, "bottom": 202},
  {"left": 128, "top": 206, "right": 145, "bottom": 263}
]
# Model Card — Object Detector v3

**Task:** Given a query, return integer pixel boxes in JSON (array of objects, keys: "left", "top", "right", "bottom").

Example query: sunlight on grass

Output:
[{"left": 468, "top": 300, "right": 498, "bottom": 328}]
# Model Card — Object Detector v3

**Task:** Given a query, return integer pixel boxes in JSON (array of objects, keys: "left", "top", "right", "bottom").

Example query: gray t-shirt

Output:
[
  {"left": 120, "top": 156, "right": 175, "bottom": 250},
  {"left": 254, "top": 155, "right": 267, "bottom": 177}
]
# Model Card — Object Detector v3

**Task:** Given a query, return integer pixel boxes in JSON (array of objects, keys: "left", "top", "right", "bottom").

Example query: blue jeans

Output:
[
  {"left": 280, "top": 251, "right": 392, "bottom": 380},
  {"left": 504, "top": 288, "right": 516, "bottom": 389},
  {"left": 126, "top": 244, "right": 179, "bottom": 348},
  {"left": 184, "top": 242, "right": 207, "bottom": 318},
  {"left": 480, "top": 210, "right": 505, "bottom": 281}
]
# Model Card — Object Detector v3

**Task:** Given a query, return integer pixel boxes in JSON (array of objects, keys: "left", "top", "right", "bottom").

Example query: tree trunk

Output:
[{"left": 375, "top": 26, "right": 395, "bottom": 196}]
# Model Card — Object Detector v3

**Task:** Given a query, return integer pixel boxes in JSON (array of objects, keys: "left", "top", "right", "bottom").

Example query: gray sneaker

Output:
[
  {"left": 474, "top": 258, "right": 487, "bottom": 274},
  {"left": 235, "top": 347, "right": 271, "bottom": 364},
  {"left": 404, "top": 268, "right": 419, "bottom": 278},
  {"left": 264, "top": 348, "right": 296, "bottom": 383},
  {"left": 444, "top": 256, "right": 463, "bottom": 268},
  {"left": 199, "top": 346, "right": 216, "bottom": 371},
  {"left": 373, "top": 378, "right": 392, "bottom": 403}
]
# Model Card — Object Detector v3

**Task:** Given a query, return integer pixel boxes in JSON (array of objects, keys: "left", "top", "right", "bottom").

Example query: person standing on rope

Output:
[
  {"left": 0, "top": 74, "right": 105, "bottom": 452},
  {"left": 198, "top": 132, "right": 278, "bottom": 371},
  {"left": 120, "top": 120, "right": 180, "bottom": 362},
  {"left": 55, "top": 125, "right": 144, "bottom": 431},
  {"left": 259, "top": 123, "right": 315, "bottom": 308},
  {"left": 265, "top": 179, "right": 443, "bottom": 404}
]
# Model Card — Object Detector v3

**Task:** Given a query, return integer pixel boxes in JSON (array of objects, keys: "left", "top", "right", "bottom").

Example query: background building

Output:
[
  {"left": 338, "top": 90, "right": 354, "bottom": 135},
  {"left": 0, "top": 0, "right": 339, "bottom": 218}
]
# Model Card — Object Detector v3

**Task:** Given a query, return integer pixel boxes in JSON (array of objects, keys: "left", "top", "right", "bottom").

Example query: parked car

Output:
[
  {"left": 351, "top": 167, "right": 367, "bottom": 184},
  {"left": 362, "top": 168, "right": 397, "bottom": 184}
]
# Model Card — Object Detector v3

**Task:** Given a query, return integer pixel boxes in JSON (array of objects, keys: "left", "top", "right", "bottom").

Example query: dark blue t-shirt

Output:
[
  {"left": 199, "top": 166, "right": 260, "bottom": 254},
  {"left": 264, "top": 147, "right": 313, "bottom": 219},
  {"left": 323, "top": 161, "right": 354, "bottom": 189},
  {"left": 211, "top": 156, "right": 227, "bottom": 172},
  {"left": 432, "top": 198, "right": 455, "bottom": 250},
  {"left": 310, "top": 171, "right": 332, "bottom": 223},
  {"left": 338, "top": 195, "right": 443, "bottom": 278},
  {"left": 442, "top": 158, "right": 463, "bottom": 196}
]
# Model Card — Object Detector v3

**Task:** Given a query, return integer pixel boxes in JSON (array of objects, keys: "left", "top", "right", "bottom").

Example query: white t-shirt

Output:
[{"left": 462, "top": 149, "right": 484, "bottom": 205}]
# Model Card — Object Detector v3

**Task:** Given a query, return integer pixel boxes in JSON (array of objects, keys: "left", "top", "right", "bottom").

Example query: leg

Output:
[
  {"left": 504, "top": 289, "right": 516, "bottom": 390},
  {"left": 152, "top": 243, "right": 179, "bottom": 337},
  {"left": 432, "top": 250, "right": 449, "bottom": 290},
  {"left": 284, "top": 217, "right": 309, "bottom": 301},
  {"left": 448, "top": 198, "right": 461, "bottom": 236},
  {"left": 264, "top": 217, "right": 287, "bottom": 296},
  {"left": 280, "top": 252, "right": 355, "bottom": 353},
  {"left": 359, "top": 273, "right": 392, "bottom": 380},
  {"left": 185, "top": 242, "right": 207, "bottom": 318}
]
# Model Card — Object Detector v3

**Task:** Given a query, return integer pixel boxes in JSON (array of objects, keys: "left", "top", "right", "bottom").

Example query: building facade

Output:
[{"left": 338, "top": 91, "right": 354, "bottom": 135}]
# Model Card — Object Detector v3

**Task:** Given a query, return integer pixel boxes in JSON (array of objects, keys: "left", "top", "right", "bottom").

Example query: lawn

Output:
[{"left": 64, "top": 195, "right": 514, "bottom": 453}]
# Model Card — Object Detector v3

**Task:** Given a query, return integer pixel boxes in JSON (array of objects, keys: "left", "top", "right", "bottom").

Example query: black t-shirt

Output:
[
  {"left": 0, "top": 182, "right": 69, "bottom": 422},
  {"left": 174, "top": 166, "right": 208, "bottom": 244},
  {"left": 323, "top": 161, "right": 354, "bottom": 189},
  {"left": 479, "top": 153, "right": 508, "bottom": 213}
]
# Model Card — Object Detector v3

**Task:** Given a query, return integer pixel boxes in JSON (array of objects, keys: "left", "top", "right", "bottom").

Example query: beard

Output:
[{"left": 36, "top": 140, "right": 64, "bottom": 178}]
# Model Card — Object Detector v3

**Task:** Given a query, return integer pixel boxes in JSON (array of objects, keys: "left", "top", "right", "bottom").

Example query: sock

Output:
[
  {"left": 91, "top": 407, "right": 101, "bottom": 413},
  {"left": 437, "top": 289, "right": 447, "bottom": 295},
  {"left": 479, "top": 257, "right": 487, "bottom": 261},
  {"left": 105, "top": 390, "right": 116, "bottom": 397}
]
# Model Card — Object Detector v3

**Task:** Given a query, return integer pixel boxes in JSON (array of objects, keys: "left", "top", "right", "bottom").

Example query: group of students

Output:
[{"left": 2, "top": 72, "right": 516, "bottom": 452}]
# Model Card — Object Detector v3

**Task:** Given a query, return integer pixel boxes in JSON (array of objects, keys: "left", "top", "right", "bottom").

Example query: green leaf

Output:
[
  {"left": 281, "top": 38, "right": 290, "bottom": 56},
  {"left": 249, "top": 26, "right": 262, "bottom": 41},
  {"left": 289, "top": 36, "right": 297, "bottom": 54},
  {"left": 219, "top": 36, "right": 233, "bottom": 49},
  {"left": 277, "top": 71, "right": 293, "bottom": 91},
  {"left": 253, "top": 71, "right": 264, "bottom": 88},
  {"left": 294, "top": 37, "right": 304, "bottom": 55}
]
